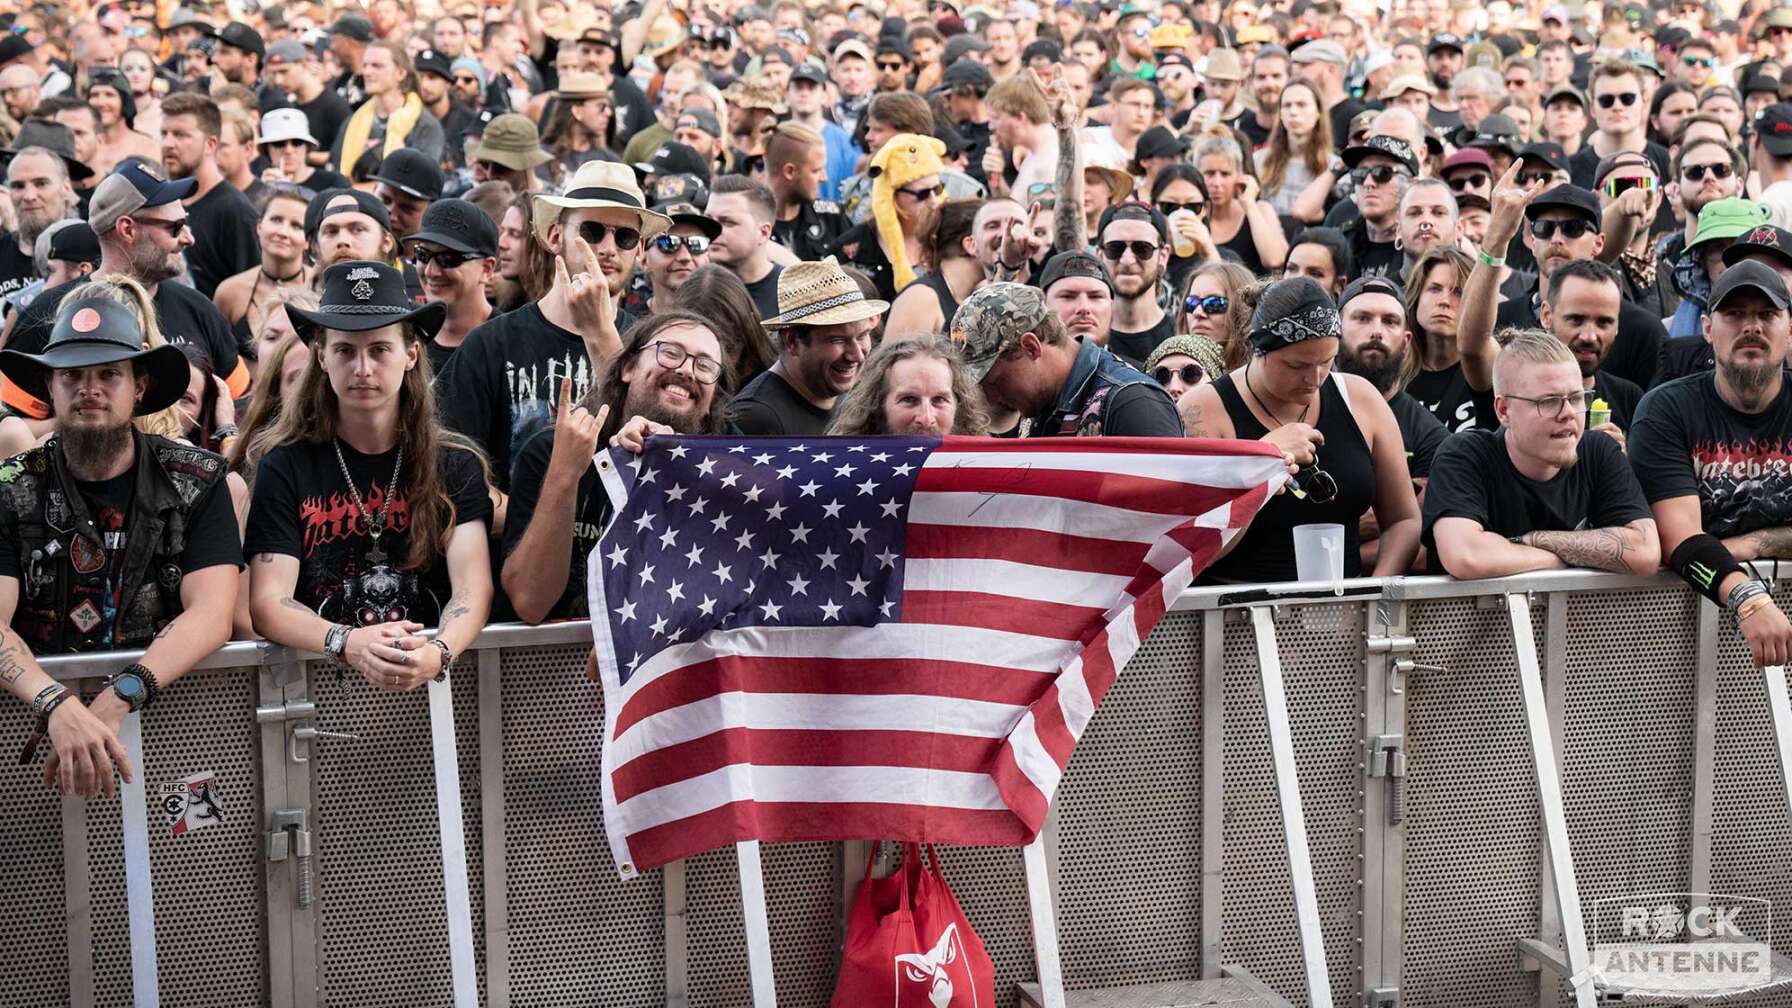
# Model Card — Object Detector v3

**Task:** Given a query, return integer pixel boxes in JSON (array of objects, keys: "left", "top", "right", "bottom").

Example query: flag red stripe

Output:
[
  {"left": 904, "top": 523, "right": 1151, "bottom": 576},
  {"left": 915, "top": 466, "right": 1245, "bottom": 516},
  {"left": 938, "top": 435, "right": 1285, "bottom": 461},
  {"left": 611, "top": 727, "right": 1006, "bottom": 804},
  {"left": 899, "top": 589, "right": 1104, "bottom": 638},
  {"left": 624, "top": 799, "right": 1033, "bottom": 872},
  {"left": 614, "top": 656, "right": 1054, "bottom": 737}
]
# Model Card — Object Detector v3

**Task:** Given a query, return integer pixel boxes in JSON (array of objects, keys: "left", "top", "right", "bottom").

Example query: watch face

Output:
[{"left": 112, "top": 673, "right": 145, "bottom": 705}]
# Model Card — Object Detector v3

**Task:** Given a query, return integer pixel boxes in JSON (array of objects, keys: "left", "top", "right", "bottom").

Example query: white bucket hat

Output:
[
  {"left": 531, "top": 159, "right": 673, "bottom": 244},
  {"left": 256, "top": 107, "right": 319, "bottom": 148}
]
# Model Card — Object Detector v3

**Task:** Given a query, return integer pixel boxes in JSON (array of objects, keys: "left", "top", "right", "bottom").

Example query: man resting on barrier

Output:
[
  {"left": 1631, "top": 261, "right": 1792, "bottom": 668},
  {"left": 1422, "top": 330, "right": 1659, "bottom": 579},
  {"left": 0, "top": 296, "right": 240, "bottom": 797}
]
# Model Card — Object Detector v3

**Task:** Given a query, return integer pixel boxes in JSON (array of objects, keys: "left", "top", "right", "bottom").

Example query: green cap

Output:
[
  {"left": 949, "top": 282, "right": 1050, "bottom": 382},
  {"left": 1689, "top": 197, "right": 1771, "bottom": 253}
]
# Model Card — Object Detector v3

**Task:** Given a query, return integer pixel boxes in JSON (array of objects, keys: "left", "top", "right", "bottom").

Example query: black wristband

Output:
[{"left": 1669, "top": 533, "right": 1746, "bottom": 605}]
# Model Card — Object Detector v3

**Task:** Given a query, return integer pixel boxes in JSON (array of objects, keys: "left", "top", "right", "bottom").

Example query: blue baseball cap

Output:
[{"left": 87, "top": 161, "right": 198, "bottom": 235}]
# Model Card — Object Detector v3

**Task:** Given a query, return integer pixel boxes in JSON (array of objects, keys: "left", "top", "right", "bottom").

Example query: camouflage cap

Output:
[{"left": 949, "top": 282, "right": 1050, "bottom": 382}]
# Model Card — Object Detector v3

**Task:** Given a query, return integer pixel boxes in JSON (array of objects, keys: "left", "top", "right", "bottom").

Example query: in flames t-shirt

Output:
[
  {"left": 244, "top": 441, "right": 491, "bottom": 626},
  {"left": 1629, "top": 373, "right": 1792, "bottom": 538}
]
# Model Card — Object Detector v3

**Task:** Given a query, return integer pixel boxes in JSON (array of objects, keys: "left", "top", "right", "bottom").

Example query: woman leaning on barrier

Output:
[{"left": 244, "top": 261, "right": 492, "bottom": 692}]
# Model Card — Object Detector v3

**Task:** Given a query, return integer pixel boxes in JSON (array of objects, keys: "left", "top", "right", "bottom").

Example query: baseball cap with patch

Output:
[
  {"left": 652, "top": 200, "right": 724, "bottom": 239},
  {"left": 405, "top": 198, "right": 498, "bottom": 257},
  {"left": 1426, "top": 33, "right": 1464, "bottom": 54},
  {"left": 650, "top": 172, "right": 710, "bottom": 207},
  {"left": 88, "top": 161, "right": 199, "bottom": 235},
  {"left": 1709, "top": 259, "right": 1791, "bottom": 310},
  {"left": 1758, "top": 103, "right": 1792, "bottom": 157},
  {"left": 1722, "top": 224, "right": 1792, "bottom": 270},
  {"left": 1518, "top": 141, "right": 1569, "bottom": 173},
  {"left": 950, "top": 281, "right": 1051, "bottom": 382},
  {"left": 1342, "top": 134, "right": 1420, "bottom": 176},
  {"left": 414, "top": 48, "right": 452, "bottom": 80}
]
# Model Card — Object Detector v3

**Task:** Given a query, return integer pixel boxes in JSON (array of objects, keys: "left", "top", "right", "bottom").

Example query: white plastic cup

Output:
[
  {"left": 1168, "top": 208, "right": 1198, "bottom": 258},
  {"left": 1293, "top": 523, "right": 1345, "bottom": 584}
]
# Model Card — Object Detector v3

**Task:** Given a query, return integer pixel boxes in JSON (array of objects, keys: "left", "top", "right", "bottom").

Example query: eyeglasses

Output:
[
  {"left": 1683, "top": 161, "right": 1735, "bottom": 181},
  {"left": 1152, "top": 363, "right": 1203, "bottom": 386},
  {"left": 1157, "top": 199, "right": 1206, "bottom": 216},
  {"left": 1517, "top": 170, "right": 1557, "bottom": 187},
  {"left": 1446, "top": 173, "right": 1488, "bottom": 191},
  {"left": 1184, "top": 294, "right": 1228, "bottom": 314},
  {"left": 641, "top": 340, "right": 723, "bottom": 383},
  {"left": 265, "top": 138, "right": 309, "bottom": 150},
  {"left": 131, "top": 215, "right": 189, "bottom": 235},
  {"left": 876, "top": 59, "right": 906, "bottom": 70},
  {"left": 1026, "top": 182, "right": 1058, "bottom": 198},
  {"left": 578, "top": 220, "right": 641, "bottom": 250},
  {"left": 1101, "top": 239, "right": 1159, "bottom": 261},
  {"left": 1130, "top": 26, "right": 1151, "bottom": 37},
  {"left": 652, "top": 233, "right": 711, "bottom": 254},
  {"left": 1289, "top": 464, "right": 1338, "bottom": 503},
  {"left": 413, "top": 247, "right": 478, "bottom": 269},
  {"left": 1530, "top": 217, "right": 1595, "bottom": 241},
  {"left": 1353, "top": 164, "right": 1410, "bottom": 186},
  {"left": 1595, "top": 92, "right": 1639, "bottom": 108},
  {"left": 454, "top": 75, "right": 480, "bottom": 85},
  {"left": 1504, "top": 389, "right": 1596, "bottom": 417},
  {"left": 1601, "top": 174, "right": 1657, "bottom": 198},
  {"left": 1684, "top": 55, "right": 1715, "bottom": 67},
  {"left": 897, "top": 183, "right": 945, "bottom": 201}
]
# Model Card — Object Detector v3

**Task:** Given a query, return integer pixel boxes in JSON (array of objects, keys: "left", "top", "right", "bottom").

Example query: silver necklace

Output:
[{"left": 333, "top": 438, "right": 403, "bottom": 565}]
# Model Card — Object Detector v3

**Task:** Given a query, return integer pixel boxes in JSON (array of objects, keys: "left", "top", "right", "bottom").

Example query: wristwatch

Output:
[
  {"left": 324, "top": 623, "right": 351, "bottom": 661},
  {"left": 108, "top": 663, "right": 158, "bottom": 712}
]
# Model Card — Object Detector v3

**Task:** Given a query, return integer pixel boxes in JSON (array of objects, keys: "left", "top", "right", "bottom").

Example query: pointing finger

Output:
[
  {"left": 554, "top": 254, "right": 570, "bottom": 289},
  {"left": 557, "top": 377, "right": 572, "bottom": 418}
]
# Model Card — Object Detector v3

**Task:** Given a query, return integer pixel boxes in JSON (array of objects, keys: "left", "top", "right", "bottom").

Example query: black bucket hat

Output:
[
  {"left": 0, "top": 297, "right": 189, "bottom": 414},
  {"left": 285, "top": 261, "right": 446, "bottom": 342}
]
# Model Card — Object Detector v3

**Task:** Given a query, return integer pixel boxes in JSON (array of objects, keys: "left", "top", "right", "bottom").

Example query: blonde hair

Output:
[
  {"left": 1492, "top": 327, "right": 1576, "bottom": 396},
  {"left": 826, "top": 334, "right": 990, "bottom": 436},
  {"left": 987, "top": 74, "right": 1049, "bottom": 126},
  {"left": 232, "top": 290, "right": 319, "bottom": 479},
  {"left": 54, "top": 276, "right": 188, "bottom": 439}
]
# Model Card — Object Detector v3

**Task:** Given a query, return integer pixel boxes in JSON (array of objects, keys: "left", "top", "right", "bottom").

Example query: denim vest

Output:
[{"left": 1032, "top": 339, "right": 1171, "bottom": 437}]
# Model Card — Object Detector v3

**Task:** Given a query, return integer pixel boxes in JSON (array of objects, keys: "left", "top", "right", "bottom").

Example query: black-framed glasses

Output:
[
  {"left": 1152, "top": 363, "right": 1203, "bottom": 386},
  {"left": 1683, "top": 161, "right": 1735, "bottom": 181},
  {"left": 1289, "top": 465, "right": 1338, "bottom": 503},
  {"left": 1185, "top": 294, "right": 1228, "bottom": 314},
  {"left": 1446, "top": 173, "right": 1488, "bottom": 191},
  {"left": 1353, "top": 164, "right": 1409, "bottom": 186},
  {"left": 1503, "top": 389, "right": 1596, "bottom": 417},
  {"left": 652, "top": 233, "right": 711, "bottom": 254},
  {"left": 1530, "top": 218, "right": 1595, "bottom": 241},
  {"left": 897, "top": 182, "right": 945, "bottom": 201},
  {"left": 578, "top": 220, "right": 641, "bottom": 250},
  {"left": 1157, "top": 199, "right": 1206, "bottom": 216},
  {"left": 1596, "top": 92, "right": 1639, "bottom": 108},
  {"left": 413, "top": 247, "right": 478, "bottom": 269},
  {"left": 641, "top": 340, "right": 723, "bottom": 383},
  {"left": 1101, "top": 239, "right": 1159, "bottom": 261}
]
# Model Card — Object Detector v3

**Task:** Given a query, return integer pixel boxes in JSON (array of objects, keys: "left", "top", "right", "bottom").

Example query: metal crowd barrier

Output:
[{"left": 8, "top": 568, "right": 1792, "bottom": 1007}]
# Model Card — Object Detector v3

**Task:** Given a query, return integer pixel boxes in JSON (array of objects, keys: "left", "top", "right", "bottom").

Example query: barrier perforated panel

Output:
[
  {"left": 0, "top": 690, "right": 72, "bottom": 1007},
  {"left": 311, "top": 657, "right": 487, "bottom": 1006},
  {"left": 1220, "top": 602, "right": 1365, "bottom": 1007}
]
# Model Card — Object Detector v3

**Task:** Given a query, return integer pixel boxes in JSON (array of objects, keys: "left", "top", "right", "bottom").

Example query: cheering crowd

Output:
[{"left": 1, "top": 0, "right": 1792, "bottom": 798}]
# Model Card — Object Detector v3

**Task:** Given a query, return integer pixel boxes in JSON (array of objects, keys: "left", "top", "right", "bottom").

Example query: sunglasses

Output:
[
  {"left": 1185, "top": 294, "right": 1228, "bottom": 314},
  {"left": 1157, "top": 199, "right": 1205, "bottom": 216},
  {"left": 454, "top": 75, "right": 480, "bottom": 85},
  {"left": 1517, "top": 169, "right": 1556, "bottom": 186},
  {"left": 898, "top": 183, "right": 945, "bottom": 201},
  {"left": 1289, "top": 464, "right": 1338, "bottom": 503},
  {"left": 1101, "top": 239, "right": 1159, "bottom": 261},
  {"left": 1353, "top": 165, "right": 1409, "bottom": 186},
  {"left": 578, "top": 220, "right": 641, "bottom": 249},
  {"left": 1683, "top": 161, "right": 1735, "bottom": 181},
  {"left": 1130, "top": 26, "right": 1151, "bottom": 37},
  {"left": 1026, "top": 182, "right": 1058, "bottom": 198},
  {"left": 1530, "top": 218, "right": 1595, "bottom": 241},
  {"left": 413, "top": 246, "right": 479, "bottom": 269},
  {"left": 1152, "top": 363, "right": 1203, "bottom": 386},
  {"left": 131, "top": 215, "right": 190, "bottom": 235},
  {"left": 1596, "top": 92, "right": 1640, "bottom": 108},
  {"left": 266, "top": 137, "right": 310, "bottom": 150},
  {"left": 652, "top": 233, "right": 711, "bottom": 254},
  {"left": 876, "top": 60, "right": 906, "bottom": 70},
  {"left": 1601, "top": 174, "right": 1657, "bottom": 198},
  {"left": 1446, "top": 173, "right": 1488, "bottom": 191},
  {"left": 1684, "top": 55, "right": 1715, "bottom": 67}
]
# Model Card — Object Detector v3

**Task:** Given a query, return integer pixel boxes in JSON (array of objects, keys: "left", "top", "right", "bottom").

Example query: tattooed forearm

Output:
[
  {"left": 0, "top": 639, "right": 26, "bottom": 686},
  {"left": 1523, "top": 528, "right": 1631, "bottom": 573},
  {"left": 1052, "top": 123, "right": 1085, "bottom": 253},
  {"left": 1180, "top": 400, "right": 1206, "bottom": 437},
  {"left": 439, "top": 591, "right": 470, "bottom": 627},
  {"left": 1747, "top": 527, "right": 1792, "bottom": 559},
  {"left": 278, "top": 596, "right": 315, "bottom": 614}
]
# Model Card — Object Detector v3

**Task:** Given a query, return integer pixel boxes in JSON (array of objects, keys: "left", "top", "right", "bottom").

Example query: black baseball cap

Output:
[
  {"left": 405, "top": 198, "right": 498, "bottom": 257},
  {"left": 369, "top": 148, "right": 444, "bottom": 201},
  {"left": 652, "top": 200, "right": 723, "bottom": 239},
  {"left": 939, "top": 58, "right": 993, "bottom": 92},
  {"left": 1426, "top": 33, "right": 1464, "bottom": 54},
  {"left": 1758, "top": 103, "right": 1792, "bottom": 157},
  {"left": 1135, "top": 125, "right": 1191, "bottom": 161},
  {"left": 1098, "top": 202, "right": 1169, "bottom": 241},
  {"left": 48, "top": 222, "right": 101, "bottom": 265},
  {"left": 208, "top": 21, "right": 264, "bottom": 57},
  {"left": 1038, "top": 249, "right": 1115, "bottom": 296},
  {"left": 1710, "top": 259, "right": 1791, "bottom": 310},
  {"left": 648, "top": 172, "right": 710, "bottom": 207},
  {"left": 790, "top": 62, "right": 828, "bottom": 85},
  {"left": 1339, "top": 276, "right": 1405, "bottom": 312},
  {"left": 1518, "top": 141, "right": 1569, "bottom": 173},
  {"left": 414, "top": 48, "right": 452, "bottom": 80},
  {"left": 305, "top": 187, "right": 392, "bottom": 236},
  {"left": 1543, "top": 85, "right": 1587, "bottom": 108},
  {"left": 1722, "top": 224, "right": 1792, "bottom": 269},
  {"left": 325, "top": 13, "right": 374, "bottom": 43},
  {"left": 634, "top": 142, "right": 712, "bottom": 182},
  {"left": 0, "top": 35, "right": 30, "bottom": 66},
  {"left": 1342, "top": 135, "right": 1420, "bottom": 177},
  {"left": 1022, "top": 39, "right": 1062, "bottom": 64},
  {"left": 1743, "top": 72, "right": 1783, "bottom": 97},
  {"left": 1525, "top": 184, "right": 1601, "bottom": 226}
]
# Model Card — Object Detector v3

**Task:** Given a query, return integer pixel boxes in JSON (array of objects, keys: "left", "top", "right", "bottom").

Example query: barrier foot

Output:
[
  {"left": 1506, "top": 594, "right": 1597, "bottom": 1008},
  {"left": 1249, "top": 606, "right": 1332, "bottom": 1008},
  {"left": 737, "top": 840, "right": 778, "bottom": 1006},
  {"left": 427, "top": 673, "right": 478, "bottom": 1008},
  {"left": 1022, "top": 833, "right": 1065, "bottom": 1008}
]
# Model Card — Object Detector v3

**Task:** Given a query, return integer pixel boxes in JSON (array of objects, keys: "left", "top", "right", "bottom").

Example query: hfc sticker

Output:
[{"left": 160, "top": 771, "right": 226, "bottom": 837}]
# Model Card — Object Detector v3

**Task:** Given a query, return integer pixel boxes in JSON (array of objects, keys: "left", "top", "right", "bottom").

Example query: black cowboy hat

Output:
[
  {"left": 1, "top": 119, "right": 96, "bottom": 182},
  {"left": 0, "top": 297, "right": 189, "bottom": 414},
  {"left": 284, "top": 260, "right": 446, "bottom": 342}
]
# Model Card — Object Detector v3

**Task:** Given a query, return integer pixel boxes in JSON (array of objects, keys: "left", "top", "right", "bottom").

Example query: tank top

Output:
[
  {"left": 1199, "top": 371, "right": 1377, "bottom": 584},
  {"left": 912, "top": 271, "right": 960, "bottom": 331},
  {"left": 1218, "top": 211, "right": 1266, "bottom": 277}
]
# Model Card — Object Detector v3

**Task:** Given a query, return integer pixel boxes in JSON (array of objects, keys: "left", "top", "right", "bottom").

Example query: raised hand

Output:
[
  {"left": 557, "top": 232, "right": 620, "bottom": 362},
  {"left": 547, "top": 377, "right": 610, "bottom": 480},
  {"left": 1487, "top": 160, "right": 1547, "bottom": 247}
]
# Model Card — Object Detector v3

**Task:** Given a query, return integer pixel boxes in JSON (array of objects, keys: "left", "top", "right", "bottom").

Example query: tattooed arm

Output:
[
  {"left": 0, "top": 577, "right": 133, "bottom": 798},
  {"left": 1051, "top": 97, "right": 1085, "bottom": 254},
  {"left": 249, "top": 552, "right": 428, "bottom": 690},
  {"left": 1521, "top": 521, "right": 1660, "bottom": 575},
  {"left": 1435, "top": 519, "right": 1659, "bottom": 579},
  {"left": 428, "top": 521, "right": 493, "bottom": 675},
  {"left": 1724, "top": 525, "right": 1792, "bottom": 562}
]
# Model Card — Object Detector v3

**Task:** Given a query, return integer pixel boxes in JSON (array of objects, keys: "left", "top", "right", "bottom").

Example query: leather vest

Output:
[
  {"left": 0, "top": 432, "right": 227, "bottom": 654},
  {"left": 1036, "top": 339, "right": 1166, "bottom": 437}
]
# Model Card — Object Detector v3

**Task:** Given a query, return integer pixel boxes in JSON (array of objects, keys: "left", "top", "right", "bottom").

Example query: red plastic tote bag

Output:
[{"left": 833, "top": 842, "right": 996, "bottom": 1008}]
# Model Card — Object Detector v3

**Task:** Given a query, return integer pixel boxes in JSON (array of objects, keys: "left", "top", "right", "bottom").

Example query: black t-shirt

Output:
[
  {"left": 297, "top": 167, "right": 355, "bottom": 194},
  {"left": 0, "top": 455, "right": 242, "bottom": 647},
  {"left": 426, "top": 338, "right": 458, "bottom": 378},
  {"left": 609, "top": 77, "right": 655, "bottom": 150},
  {"left": 1427, "top": 104, "right": 1464, "bottom": 132},
  {"left": 955, "top": 119, "right": 994, "bottom": 185},
  {"left": 730, "top": 368, "right": 833, "bottom": 436},
  {"left": 300, "top": 87, "right": 354, "bottom": 150},
  {"left": 1232, "top": 108, "right": 1271, "bottom": 148},
  {"left": 1568, "top": 140, "right": 1670, "bottom": 191},
  {"left": 1494, "top": 274, "right": 1664, "bottom": 390},
  {"left": 1421, "top": 427, "right": 1651, "bottom": 573},
  {"left": 243, "top": 441, "right": 491, "bottom": 624},
  {"left": 1327, "top": 97, "right": 1370, "bottom": 153},
  {"left": 437, "top": 302, "right": 602, "bottom": 491},
  {"left": 1658, "top": 337, "right": 1715, "bottom": 384},
  {"left": 1388, "top": 390, "right": 1448, "bottom": 479},
  {"left": 1405, "top": 362, "right": 1496, "bottom": 434},
  {"left": 183, "top": 181, "right": 261, "bottom": 300},
  {"left": 1630, "top": 373, "right": 1792, "bottom": 538},
  {"left": 1108, "top": 313, "right": 1177, "bottom": 369},
  {"left": 0, "top": 233, "right": 38, "bottom": 303},
  {"left": 501, "top": 427, "right": 610, "bottom": 621},
  {"left": 1343, "top": 217, "right": 1401, "bottom": 281},
  {"left": 744, "top": 263, "right": 783, "bottom": 321}
]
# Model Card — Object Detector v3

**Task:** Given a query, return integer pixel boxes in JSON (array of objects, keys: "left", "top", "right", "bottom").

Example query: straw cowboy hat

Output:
[
  {"left": 531, "top": 159, "right": 673, "bottom": 245},
  {"left": 761, "top": 257, "right": 891, "bottom": 329}
]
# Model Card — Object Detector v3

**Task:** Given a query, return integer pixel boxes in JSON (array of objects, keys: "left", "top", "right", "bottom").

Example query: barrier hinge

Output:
[
  {"left": 1367, "top": 986, "right": 1399, "bottom": 1008},
  {"left": 1366, "top": 734, "right": 1406, "bottom": 826}
]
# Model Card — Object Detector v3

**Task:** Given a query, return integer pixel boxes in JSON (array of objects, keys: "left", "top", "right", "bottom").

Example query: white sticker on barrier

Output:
[{"left": 160, "top": 770, "right": 227, "bottom": 837}]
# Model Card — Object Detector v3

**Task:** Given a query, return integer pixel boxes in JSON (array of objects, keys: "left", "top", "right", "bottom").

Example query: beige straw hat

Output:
[{"left": 761, "top": 257, "right": 892, "bottom": 328}]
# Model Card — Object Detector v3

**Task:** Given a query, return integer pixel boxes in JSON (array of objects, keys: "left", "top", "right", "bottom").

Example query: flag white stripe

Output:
[
  {"left": 611, "top": 691, "right": 1028, "bottom": 769},
  {"left": 616, "top": 622, "right": 1078, "bottom": 698},
  {"left": 616, "top": 763, "right": 1009, "bottom": 832},
  {"left": 1057, "top": 652, "right": 1097, "bottom": 741},
  {"left": 904, "top": 558, "right": 1134, "bottom": 607},
  {"left": 1004, "top": 711, "right": 1062, "bottom": 805},
  {"left": 924, "top": 450, "right": 1287, "bottom": 488},
  {"left": 909, "top": 491, "right": 1194, "bottom": 543}
]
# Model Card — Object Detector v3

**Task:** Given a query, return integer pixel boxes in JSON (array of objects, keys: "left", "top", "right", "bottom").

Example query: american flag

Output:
[{"left": 588, "top": 435, "right": 1287, "bottom": 878}]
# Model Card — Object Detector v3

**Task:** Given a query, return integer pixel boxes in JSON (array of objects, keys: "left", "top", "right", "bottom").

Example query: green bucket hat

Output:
[{"left": 1688, "top": 197, "right": 1772, "bottom": 255}]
